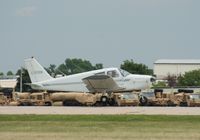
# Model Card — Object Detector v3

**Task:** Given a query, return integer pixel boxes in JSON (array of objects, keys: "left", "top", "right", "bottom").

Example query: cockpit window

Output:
[
  {"left": 119, "top": 69, "right": 130, "bottom": 77},
  {"left": 107, "top": 70, "right": 119, "bottom": 78}
]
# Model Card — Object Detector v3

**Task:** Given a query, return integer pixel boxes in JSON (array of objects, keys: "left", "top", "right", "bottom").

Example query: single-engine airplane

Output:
[{"left": 24, "top": 57, "right": 155, "bottom": 93}]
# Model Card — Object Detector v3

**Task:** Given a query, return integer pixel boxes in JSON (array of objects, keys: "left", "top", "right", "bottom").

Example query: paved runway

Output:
[{"left": 0, "top": 106, "right": 200, "bottom": 115}]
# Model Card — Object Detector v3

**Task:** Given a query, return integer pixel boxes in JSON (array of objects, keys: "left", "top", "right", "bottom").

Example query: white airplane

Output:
[{"left": 24, "top": 57, "right": 155, "bottom": 93}]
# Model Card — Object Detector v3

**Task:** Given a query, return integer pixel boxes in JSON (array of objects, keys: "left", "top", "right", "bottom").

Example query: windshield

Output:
[
  {"left": 119, "top": 69, "right": 130, "bottom": 77},
  {"left": 141, "top": 92, "right": 155, "bottom": 98},
  {"left": 190, "top": 94, "right": 200, "bottom": 99},
  {"left": 121, "top": 93, "right": 138, "bottom": 99}
]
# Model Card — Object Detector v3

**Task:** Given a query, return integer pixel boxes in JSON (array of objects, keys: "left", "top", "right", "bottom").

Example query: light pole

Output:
[{"left": 20, "top": 67, "right": 23, "bottom": 93}]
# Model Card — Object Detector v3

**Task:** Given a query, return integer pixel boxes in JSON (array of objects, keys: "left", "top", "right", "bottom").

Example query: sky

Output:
[{"left": 0, "top": 0, "right": 200, "bottom": 73}]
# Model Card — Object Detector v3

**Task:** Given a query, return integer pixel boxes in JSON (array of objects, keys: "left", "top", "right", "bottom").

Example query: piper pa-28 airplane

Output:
[{"left": 24, "top": 57, "right": 155, "bottom": 93}]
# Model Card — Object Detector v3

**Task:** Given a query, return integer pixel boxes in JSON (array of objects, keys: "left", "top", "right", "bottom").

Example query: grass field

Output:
[{"left": 0, "top": 115, "right": 200, "bottom": 140}]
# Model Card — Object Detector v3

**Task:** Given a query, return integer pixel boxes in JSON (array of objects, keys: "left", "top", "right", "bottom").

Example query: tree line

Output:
[
  {"left": 1, "top": 58, "right": 200, "bottom": 91},
  {"left": 0, "top": 58, "right": 153, "bottom": 77}
]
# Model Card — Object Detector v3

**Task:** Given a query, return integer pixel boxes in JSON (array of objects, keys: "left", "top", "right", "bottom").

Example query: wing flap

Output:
[{"left": 82, "top": 75, "right": 123, "bottom": 93}]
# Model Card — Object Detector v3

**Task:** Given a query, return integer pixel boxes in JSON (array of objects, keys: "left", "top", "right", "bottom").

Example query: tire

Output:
[
  {"left": 19, "top": 102, "right": 29, "bottom": 106},
  {"left": 63, "top": 100, "right": 68, "bottom": 106},
  {"left": 167, "top": 100, "right": 175, "bottom": 106},
  {"left": 45, "top": 102, "right": 52, "bottom": 106},
  {"left": 139, "top": 96, "right": 148, "bottom": 106},
  {"left": 100, "top": 96, "right": 108, "bottom": 106},
  {"left": 108, "top": 98, "right": 117, "bottom": 106},
  {"left": 180, "top": 102, "right": 188, "bottom": 107},
  {"left": 18, "top": 103, "right": 25, "bottom": 106}
]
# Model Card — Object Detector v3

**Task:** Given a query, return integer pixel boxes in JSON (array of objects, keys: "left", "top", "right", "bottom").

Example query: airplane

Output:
[{"left": 24, "top": 57, "right": 155, "bottom": 93}]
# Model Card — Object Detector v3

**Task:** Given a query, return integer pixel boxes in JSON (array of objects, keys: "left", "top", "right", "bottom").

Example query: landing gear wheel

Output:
[{"left": 139, "top": 96, "right": 148, "bottom": 106}]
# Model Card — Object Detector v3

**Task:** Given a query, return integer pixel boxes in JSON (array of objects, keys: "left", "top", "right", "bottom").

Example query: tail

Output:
[{"left": 24, "top": 57, "right": 53, "bottom": 83}]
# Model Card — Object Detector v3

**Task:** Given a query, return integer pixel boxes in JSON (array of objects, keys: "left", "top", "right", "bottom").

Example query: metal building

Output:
[
  {"left": 0, "top": 76, "right": 18, "bottom": 90},
  {"left": 154, "top": 59, "right": 200, "bottom": 79}
]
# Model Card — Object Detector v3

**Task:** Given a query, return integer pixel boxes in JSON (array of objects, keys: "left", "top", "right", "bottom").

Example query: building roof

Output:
[{"left": 154, "top": 59, "right": 200, "bottom": 64}]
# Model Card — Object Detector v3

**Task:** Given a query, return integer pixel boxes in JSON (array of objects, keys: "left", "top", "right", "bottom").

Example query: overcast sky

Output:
[{"left": 0, "top": 0, "right": 200, "bottom": 73}]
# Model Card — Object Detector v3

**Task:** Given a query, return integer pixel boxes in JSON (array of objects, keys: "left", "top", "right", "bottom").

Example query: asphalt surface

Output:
[{"left": 0, "top": 106, "right": 200, "bottom": 115}]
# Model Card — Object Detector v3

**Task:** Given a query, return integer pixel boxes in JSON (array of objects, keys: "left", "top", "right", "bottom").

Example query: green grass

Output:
[{"left": 0, "top": 115, "right": 200, "bottom": 140}]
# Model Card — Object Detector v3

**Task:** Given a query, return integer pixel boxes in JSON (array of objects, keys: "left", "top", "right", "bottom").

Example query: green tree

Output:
[
  {"left": 56, "top": 63, "right": 68, "bottom": 75},
  {"left": 45, "top": 64, "right": 57, "bottom": 77},
  {"left": 95, "top": 63, "right": 103, "bottom": 70},
  {"left": 165, "top": 74, "right": 177, "bottom": 87},
  {"left": 7, "top": 71, "right": 13, "bottom": 76},
  {"left": 120, "top": 59, "right": 153, "bottom": 75},
  {"left": 152, "top": 81, "right": 167, "bottom": 88},
  {"left": 0, "top": 72, "right": 4, "bottom": 76},
  {"left": 178, "top": 69, "right": 200, "bottom": 86},
  {"left": 57, "top": 58, "right": 103, "bottom": 75},
  {"left": 15, "top": 68, "right": 31, "bottom": 92}
]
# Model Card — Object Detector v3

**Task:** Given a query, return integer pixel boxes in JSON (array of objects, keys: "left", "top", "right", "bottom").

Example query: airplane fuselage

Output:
[{"left": 31, "top": 68, "right": 153, "bottom": 92}]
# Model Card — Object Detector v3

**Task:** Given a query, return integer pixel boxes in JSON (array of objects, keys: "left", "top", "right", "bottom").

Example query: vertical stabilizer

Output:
[{"left": 24, "top": 57, "right": 53, "bottom": 83}]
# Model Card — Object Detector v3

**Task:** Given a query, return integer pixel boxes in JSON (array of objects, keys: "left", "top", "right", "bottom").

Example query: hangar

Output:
[
  {"left": 0, "top": 76, "right": 18, "bottom": 98},
  {"left": 154, "top": 59, "right": 200, "bottom": 79},
  {"left": 0, "top": 77, "right": 18, "bottom": 89}
]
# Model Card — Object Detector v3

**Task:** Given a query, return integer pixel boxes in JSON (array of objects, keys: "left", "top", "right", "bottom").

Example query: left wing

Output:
[{"left": 82, "top": 75, "right": 124, "bottom": 93}]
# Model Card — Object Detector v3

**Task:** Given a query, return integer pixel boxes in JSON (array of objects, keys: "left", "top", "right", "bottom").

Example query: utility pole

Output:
[{"left": 20, "top": 67, "right": 22, "bottom": 92}]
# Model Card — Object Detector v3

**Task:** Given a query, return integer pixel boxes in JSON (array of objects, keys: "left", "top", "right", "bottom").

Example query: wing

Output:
[{"left": 82, "top": 75, "right": 124, "bottom": 93}]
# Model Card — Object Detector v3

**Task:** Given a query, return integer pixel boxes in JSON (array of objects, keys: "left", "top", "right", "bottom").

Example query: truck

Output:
[
  {"left": 9, "top": 92, "right": 53, "bottom": 106},
  {"left": 139, "top": 91, "right": 175, "bottom": 106},
  {"left": 8, "top": 92, "right": 99, "bottom": 106},
  {"left": 0, "top": 92, "right": 8, "bottom": 105},
  {"left": 47, "top": 91, "right": 139, "bottom": 106},
  {"left": 10, "top": 92, "right": 33, "bottom": 106},
  {"left": 9, "top": 91, "right": 139, "bottom": 106},
  {"left": 187, "top": 93, "right": 200, "bottom": 107},
  {"left": 51, "top": 92, "right": 98, "bottom": 106},
  {"left": 139, "top": 90, "right": 197, "bottom": 106},
  {"left": 173, "top": 93, "right": 189, "bottom": 106},
  {"left": 30, "top": 92, "right": 52, "bottom": 106},
  {"left": 111, "top": 92, "right": 139, "bottom": 106}
]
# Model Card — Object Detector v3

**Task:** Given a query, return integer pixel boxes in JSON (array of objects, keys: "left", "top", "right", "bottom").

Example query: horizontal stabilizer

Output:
[{"left": 24, "top": 83, "right": 43, "bottom": 90}]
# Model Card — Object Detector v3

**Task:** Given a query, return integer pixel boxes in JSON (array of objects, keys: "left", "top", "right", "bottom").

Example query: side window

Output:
[
  {"left": 37, "top": 95, "right": 43, "bottom": 100},
  {"left": 107, "top": 70, "right": 119, "bottom": 78}
]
